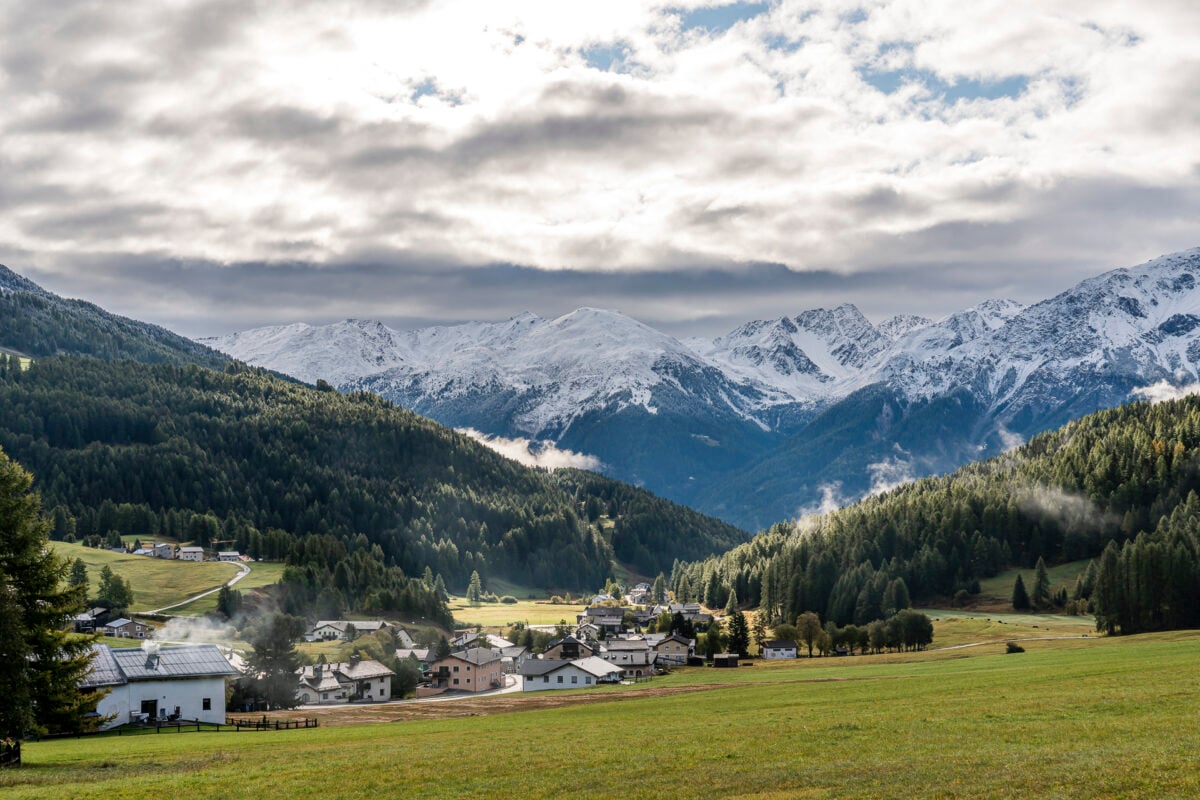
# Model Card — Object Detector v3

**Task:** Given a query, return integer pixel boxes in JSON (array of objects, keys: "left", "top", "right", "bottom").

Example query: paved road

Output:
[{"left": 145, "top": 561, "right": 251, "bottom": 615}]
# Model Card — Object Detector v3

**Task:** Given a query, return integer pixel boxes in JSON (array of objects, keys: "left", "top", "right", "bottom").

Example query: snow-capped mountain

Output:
[{"left": 203, "top": 247, "right": 1200, "bottom": 530}]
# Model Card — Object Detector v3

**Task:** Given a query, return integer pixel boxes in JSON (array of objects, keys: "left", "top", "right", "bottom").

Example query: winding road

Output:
[{"left": 146, "top": 561, "right": 251, "bottom": 615}]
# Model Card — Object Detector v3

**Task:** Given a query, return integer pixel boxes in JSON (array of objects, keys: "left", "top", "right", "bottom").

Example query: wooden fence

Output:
[{"left": 224, "top": 717, "right": 320, "bottom": 731}]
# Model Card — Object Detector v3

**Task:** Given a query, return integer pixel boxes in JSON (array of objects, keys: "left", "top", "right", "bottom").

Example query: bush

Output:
[
  {"left": 499, "top": 595, "right": 518, "bottom": 604},
  {"left": 1006, "top": 642, "right": 1025, "bottom": 654}
]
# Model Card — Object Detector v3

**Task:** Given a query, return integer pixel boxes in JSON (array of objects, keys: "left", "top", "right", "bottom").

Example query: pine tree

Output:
[
  {"left": 0, "top": 448, "right": 99, "bottom": 764},
  {"left": 69, "top": 558, "right": 88, "bottom": 592},
  {"left": 1031, "top": 557, "right": 1052, "bottom": 609},
  {"left": 652, "top": 572, "right": 666, "bottom": 604},
  {"left": 1012, "top": 574, "right": 1031, "bottom": 610},
  {"left": 244, "top": 614, "right": 305, "bottom": 710},
  {"left": 727, "top": 609, "right": 750, "bottom": 657}
]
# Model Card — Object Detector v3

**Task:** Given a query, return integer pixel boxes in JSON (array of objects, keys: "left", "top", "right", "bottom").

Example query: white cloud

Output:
[
  {"left": 996, "top": 425, "right": 1025, "bottom": 452},
  {"left": 458, "top": 428, "right": 602, "bottom": 471},
  {"left": 0, "top": 0, "right": 1197, "bottom": 332},
  {"left": 1131, "top": 379, "right": 1200, "bottom": 405},
  {"left": 865, "top": 455, "right": 914, "bottom": 497}
]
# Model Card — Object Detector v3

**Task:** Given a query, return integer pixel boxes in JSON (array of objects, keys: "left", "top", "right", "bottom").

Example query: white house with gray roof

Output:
[
  {"left": 520, "top": 656, "right": 623, "bottom": 691},
  {"left": 296, "top": 655, "right": 395, "bottom": 705},
  {"left": 81, "top": 643, "right": 238, "bottom": 730}
]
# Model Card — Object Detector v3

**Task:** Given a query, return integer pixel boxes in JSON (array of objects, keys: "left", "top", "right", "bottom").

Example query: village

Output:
[{"left": 71, "top": 576, "right": 815, "bottom": 732}]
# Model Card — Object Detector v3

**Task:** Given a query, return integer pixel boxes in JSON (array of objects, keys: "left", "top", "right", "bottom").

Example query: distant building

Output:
[
  {"left": 151, "top": 543, "right": 174, "bottom": 559},
  {"left": 217, "top": 551, "right": 241, "bottom": 562},
  {"left": 104, "top": 618, "right": 152, "bottom": 639},
  {"left": 296, "top": 655, "right": 394, "bottom": 705},
  {"left": 426, "top": 648, "right": 503, "bottom": 695},
  {"left": 305, "top": 620, "right": 393, "bottom": 642},
  {"left": 520, "top": 656, "right": 623, "bottom": 691},
  {"left": 81, "top": 644, "right": 238, "bottom": 729},
  {"left": 177, "top": 546, "right": 205, "bottom": 562},
  {"left": 762, "top": 640, "right": 798, "bottom": 659}
]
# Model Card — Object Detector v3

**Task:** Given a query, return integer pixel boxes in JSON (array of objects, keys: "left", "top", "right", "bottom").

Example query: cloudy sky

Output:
[{"left": 1, "top": 0, "right": 1198, "bottom": 338}]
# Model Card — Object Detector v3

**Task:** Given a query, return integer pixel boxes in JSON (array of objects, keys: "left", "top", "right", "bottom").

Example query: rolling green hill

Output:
[{"left": 675, "top": 394, "right": 1200, "bottom": 635}]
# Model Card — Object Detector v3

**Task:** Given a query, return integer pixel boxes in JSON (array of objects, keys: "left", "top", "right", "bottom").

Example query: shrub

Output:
[
  {"left": 1006, "top": 642, "right": 1025, "bottom": 654},
  {"left": 499, "top": 595, "right": 518, "bottom": 604}
]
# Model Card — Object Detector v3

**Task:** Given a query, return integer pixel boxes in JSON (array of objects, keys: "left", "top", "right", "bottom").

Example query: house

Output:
[
  {"left": 520, "top": 656, "right": 623, "bottom": 691},
  {"left": 296, "top": 655, "right": 394, "bottom": 705},
  {"left": 104, "top": 618, "right": 152, "bottom": 639},
  {"left": 152, "top": 543, "right": 174, "bottom": 559},
  {"left": 451, "top": 631, "right": 513, "bottom": 650},
  {"left": 425, "top": 648, "right": 503, "bottom": 695},
  {"left": 72, "top": 607, "right": 111, "bottom": 633},
  {"left": 542, "top": 635, "right": 596, "bottom": 661},
  {"left": 394, "top": 627, "right": 415, "bottom": 648},
  {"left": 305, "top": 620, "right": 392, "bottom": 642},
  {"left": 577, "top": 606, "right": 629, "bottom": 634},
  {"left": 177, "top": 546, "right": 205, "bottom": 562},
  {"left": 712, "top": 653, "right": 739, "bottom": 668},
  {"left": 649, "top": 634, "right": 693, "bottom": 665},
  {"left": 217, "top": 551, "right": 241, "bottom": 562},
  {"left": 132, "top": 547, "right": 155, "bottom": 557},
  {"left": 81, "top": 643, "right": 238, "bottom": 730},
  {"left": 396, "top": 648, "right": 433, "bottom": 675},
  {"left": 599, "top": 639, "right": 656, "bottom": 677},
  {"left": 762, "top": 640, "right": 798, "bottom": 659},
  {"left": 495, "top": 645, "right": 530, "bottom": 674}
]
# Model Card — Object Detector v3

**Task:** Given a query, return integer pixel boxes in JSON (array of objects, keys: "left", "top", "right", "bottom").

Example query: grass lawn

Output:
[
  {"left": 50, "top": 542, "right": 240, "bottom": 613},
  {"left": 9, "top": 630, "right": 1200, "bottom": 798},
  {"left": 918, "top": 608, "right": 1096, "bottom": 648}
]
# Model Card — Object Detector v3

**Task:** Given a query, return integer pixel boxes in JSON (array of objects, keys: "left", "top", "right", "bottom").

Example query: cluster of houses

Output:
[
  {"left": 122, "top": 542, "right": 248, "bottom": 563},
  {"left": 72, "top": 607, "right": 155, "bottom": 639}
]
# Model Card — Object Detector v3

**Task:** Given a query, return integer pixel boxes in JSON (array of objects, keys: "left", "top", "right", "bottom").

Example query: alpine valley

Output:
[{"left": 205, "top": 248, "right": 1200, "bottom": 531}]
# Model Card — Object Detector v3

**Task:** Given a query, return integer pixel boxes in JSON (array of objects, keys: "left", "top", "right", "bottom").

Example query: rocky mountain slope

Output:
[{"left": 203, "top": 248, "right": 1200, "bottom": 530}]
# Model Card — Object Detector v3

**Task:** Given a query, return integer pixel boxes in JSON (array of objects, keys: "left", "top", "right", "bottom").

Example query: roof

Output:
[
  {"left": 179, "top": 546, "right": 204, "bottom": 552},
  {"left": 573, "top": 656, "right": 625, "bottom": 678},
  {"left": 652, "top": 634, "right": 693, "bottom": 648},
  {"left": 583, "top": 606, "right": 629, "bottom": 618},
  {"left": 396, "top": 648, "right": 431, "bottom": 661},
  {"left": 110, "top": 644, "right": 239, "bottom": 680},
  {"left": 105, "top": 618, "right": 133, "bottom": 628},
  {"left": 603, "top": 639, "right": 651, "bottom": 652},
  {"left": 81, "top": 644, "right": 126, "bottom": 688},
  {"left": 765, "top": 640, "right": 798, "bottom": 649},
  {"left": 311, "top": 620, "right": 390, "bottom": 633},
  {"left": 520, "top": 658, "right": 572, "bottom": 677},
  {"left": 546, "top": 635, "right": 593, "bottom": 651},
  {"left": 297, "top": 659, "right": 395, "bottom": 683},
  {"left": 83, "top": 644, "right": 238, "bottom": 687},
  {"left": 441, "top": 647, "right": 500, "bottom": 666},
  {"left": 217, "top": 551, "right": 240, "bottom": 557}
]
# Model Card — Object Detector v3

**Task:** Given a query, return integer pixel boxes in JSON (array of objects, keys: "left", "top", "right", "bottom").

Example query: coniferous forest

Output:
[{"left": 673, "top": 396, "right": 1200, "bottom": 634}]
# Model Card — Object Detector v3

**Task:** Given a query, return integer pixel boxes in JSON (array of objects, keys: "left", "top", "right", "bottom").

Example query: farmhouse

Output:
[
  {"left": 762, "top": 640, "right": 799, "bottom": 659},
  {"left": 599, "top": 638, "right": 656, "bottom": 677},
  {"left": 305, "top": 620, "right": 393, "bottom": 642},
  {"left": 104, "top": 618, "right": 152, "bottom": 639},
  {"left": 426, "top": 648, "right": 503, "bottom": 694},
  {"left": 217, "top": 551, "right": 242, "bottom": 562},
  {"left": 542, "top": 635, "right": 595, "bottom": 660},
  {"left": 81, "top": 643, "right": 238, "bottom": 730},
  {"left": 177, "top": 546, "right": 205, "bottom": 562},
  {"left": 151, "top": 542, "right": 174, "bottom": 559},
  {"left": 648, "top": 633, "right": 693, "bottom": 665},
  {"left": 296, "top": 655, "right": 395, "bottom": 705},
  {"left": 520, "top": 656, "right": 623, "bottom": 691}
]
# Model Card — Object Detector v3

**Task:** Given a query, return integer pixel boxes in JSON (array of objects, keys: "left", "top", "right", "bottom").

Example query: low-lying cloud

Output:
[
  {"left": 459, "top": 428, "right": 602, "bottom": 471},
  {"left": 1131, "top": 380, "right": 1200, "bottom": 405}
]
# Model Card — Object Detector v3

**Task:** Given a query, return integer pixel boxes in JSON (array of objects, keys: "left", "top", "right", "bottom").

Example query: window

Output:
[
  {"left": 453, "top": 678, "right": 459, "bottom": 685},
  {"left": 571, "top": 676, "right": 578, "bottom": 684},
  {"left": 543, "top": 676, "right": 549, "bottom": 683},
  {"left": 557, "top": 675, "right": 564, "bottom": 683},
  {"left": 453, "top": 665, "right": 459, "bottom": 673},
  {"left": 586, "top": 677, "right": 592, "bottom": 685},
  {"left": 202, "top": 698, "right": 211, "bottom": 711}
]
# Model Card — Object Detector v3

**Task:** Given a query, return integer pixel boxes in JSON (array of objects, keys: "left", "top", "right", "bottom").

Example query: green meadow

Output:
[
  {"left": 50, "top": 542, "right": 241, "bottom": 612},
  {"left": 9, "top": 631, "right": 1200, "bottom": 799}
]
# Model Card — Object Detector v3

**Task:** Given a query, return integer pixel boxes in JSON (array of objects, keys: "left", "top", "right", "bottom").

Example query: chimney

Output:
[
  {"left": 350, "top": 653, "right": 361, "bottom": 666},
  {"left": 314, "top": 664, "right": 322, "bottom": 678}
]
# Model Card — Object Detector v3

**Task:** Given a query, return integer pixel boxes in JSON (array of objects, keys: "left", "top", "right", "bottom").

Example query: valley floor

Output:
[{"left": 9, "top": 629, "right": 1200, "bottom": 799}]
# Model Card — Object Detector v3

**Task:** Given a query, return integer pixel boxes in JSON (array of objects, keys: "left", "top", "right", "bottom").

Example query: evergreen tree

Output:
[
  {"left": 702, "top": 621, "right": 725, "bottom": 657},
  {"left": 652, "top": 572, "right": 666, "bottom": 604},
  {"left": 216, "top": 585, "right": 243, "bottom": 620},
  {"left": 1012, "top": 574, "right": 1031, "bottom": 610},
  {"left": 466, "top": 571, "right": 483, "bottom": 605},
  {"left": 1031, "top": 557, "right": 1052, "bottom": 609},
  {"left": 434, "top": 636, "right": 452, "bottom": 660},
  {"left": 244, "top": 614, "right": 305, "bottom": 710},
  {"left": 69, "top": 558, "right": 88, "bottom": 592},
  {"left": 0, "top": 447, "right": 99, "bottom": 764},
  {"left": 727, "top": 609, "right": 750, "bottom": 657}
]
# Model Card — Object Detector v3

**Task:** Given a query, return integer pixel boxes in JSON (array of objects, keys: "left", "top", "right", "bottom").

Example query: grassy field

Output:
[
  {"left": 50, "top": 542, "right": 241, "bottom": 613},
  {"left": 169, "top": 561, "right": 289, "bottom": 615},
  {"left": 8, "top": 630, "right": 1200, "bottom": 798},
  {"left": 447, "top": 595, "right": 587, "bottom": 629},
  {"left": 971, "top": 558, "right": 1092, "bottom": 610}
]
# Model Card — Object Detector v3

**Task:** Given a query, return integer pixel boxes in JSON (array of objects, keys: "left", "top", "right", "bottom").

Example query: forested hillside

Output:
[
  {"left": 675, "top": 395, "right": 1200, "bottom": 634},
  {"left": 549, "top": 469, "right": 748, "bottom": 575},
  {"left": 0, "top": 265, "right": 226, "bottom": 368},
  {"left": 0, "top": 355, "right": 745, "bottom": 605}
]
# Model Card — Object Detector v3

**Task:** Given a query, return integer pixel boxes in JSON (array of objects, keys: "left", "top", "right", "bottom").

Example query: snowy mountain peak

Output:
[{"left": 877, "top": 314, "right": 933, "bottom": 339}]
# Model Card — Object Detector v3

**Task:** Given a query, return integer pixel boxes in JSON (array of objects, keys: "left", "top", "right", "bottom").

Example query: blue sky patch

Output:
[
  {"left": 582, "top": 41, "right": 634, "bottom": 72},
  {"left": 678, "top": 2, "right": 770, "bottom": 34},
  {"left": 861, "top": 67, "right": 1029, "bottom": 103}
]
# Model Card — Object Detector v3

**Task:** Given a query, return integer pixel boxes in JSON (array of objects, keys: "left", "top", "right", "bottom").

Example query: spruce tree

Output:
[
  {"left": 467, "top": 571, "right": 483, "bottom": 605},
  {"left": 1032, "top": 557, "right": 1052, "bottom": 609},
  {"left": 0, "top": 447, "right": 99, "bottom": 764},
  {"left": 69, "top": 558, "right": 88, "bottom": 593},
  {"left": 1012, "top": 573, "right": 1031, "bottom": 610},
  {"left": 244, "top": 614, "right": 305, "bottom": 710}
]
